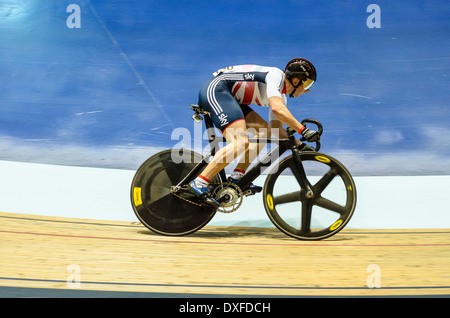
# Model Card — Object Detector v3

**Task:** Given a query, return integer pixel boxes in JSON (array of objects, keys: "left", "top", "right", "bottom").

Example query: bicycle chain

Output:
[
  {"left": 171, "top": 190, "right": 204, "bottom": 207},
  {"left": 171, "top": 182, "right": 243, "bottom": 213}
]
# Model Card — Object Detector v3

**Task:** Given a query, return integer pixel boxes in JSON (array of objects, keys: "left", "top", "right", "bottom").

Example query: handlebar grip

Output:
[
  {"left": 300, "top": 119, "right": 323, "bottom": 151},
  {"left": 287, "top": 119, "right": 323, "bottom": 136},
  {"left": 301, "top": 118, "right": 323, "bottom": 136},
  {"left": 285, "top": 126, "right": 321, "bottom": 151}
]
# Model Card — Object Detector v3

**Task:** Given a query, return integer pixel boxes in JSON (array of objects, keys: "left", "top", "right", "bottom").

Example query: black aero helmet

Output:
[{"left": 285, "top": 58, "right": 316, "bottom": 97}]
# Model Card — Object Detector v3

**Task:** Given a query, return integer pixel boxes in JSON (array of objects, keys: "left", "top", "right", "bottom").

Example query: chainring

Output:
[{"left": 212, "top": 182, "right": 243, "bottom": 213}]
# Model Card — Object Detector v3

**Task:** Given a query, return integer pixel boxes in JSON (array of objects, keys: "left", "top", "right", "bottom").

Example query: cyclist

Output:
[{"left": 188, "top": 58, "right": 319, "bottom": 207}]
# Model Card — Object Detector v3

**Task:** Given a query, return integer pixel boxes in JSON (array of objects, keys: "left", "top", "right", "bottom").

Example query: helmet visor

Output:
[{"left": 302, "top": 78, "right": 315, "bottom": 90}]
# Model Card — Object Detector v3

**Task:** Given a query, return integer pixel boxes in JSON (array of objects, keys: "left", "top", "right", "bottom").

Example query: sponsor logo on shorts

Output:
[{"left": 218, "top": 113, "right": 229, "bottom": 126}]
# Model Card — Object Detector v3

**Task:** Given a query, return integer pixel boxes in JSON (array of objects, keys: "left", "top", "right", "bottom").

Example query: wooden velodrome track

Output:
[{"left": 1, "top": 211, "right": 449, "bottom": 297}]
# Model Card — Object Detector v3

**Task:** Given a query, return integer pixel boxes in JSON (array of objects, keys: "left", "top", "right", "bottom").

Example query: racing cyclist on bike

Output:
[{"left": 188, "top": 58, "right": 320, "bottom": 207}]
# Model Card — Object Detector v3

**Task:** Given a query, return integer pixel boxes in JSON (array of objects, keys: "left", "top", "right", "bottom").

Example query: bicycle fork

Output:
[{"left": 291, "top": 148, "right": 314, "bottom": 199}]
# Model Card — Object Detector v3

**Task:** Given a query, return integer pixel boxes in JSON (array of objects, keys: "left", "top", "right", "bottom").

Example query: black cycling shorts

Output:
[{"left": 198, "top": 76, "right": 254, "bottom": 133}]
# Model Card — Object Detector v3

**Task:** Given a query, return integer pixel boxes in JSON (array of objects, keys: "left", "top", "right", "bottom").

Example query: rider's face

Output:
[{"left": 286, "top": 78, "right": 310, "bottom": 97}]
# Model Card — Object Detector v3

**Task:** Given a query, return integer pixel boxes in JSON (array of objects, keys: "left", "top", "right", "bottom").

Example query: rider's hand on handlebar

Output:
[{"left": 301, "top": 127, "right": 320, "bottom": 142}]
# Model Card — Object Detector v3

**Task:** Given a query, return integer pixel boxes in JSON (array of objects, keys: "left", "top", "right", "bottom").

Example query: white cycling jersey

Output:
[{"left": 213, "top": 65, "right": 288, "bottom": 107}]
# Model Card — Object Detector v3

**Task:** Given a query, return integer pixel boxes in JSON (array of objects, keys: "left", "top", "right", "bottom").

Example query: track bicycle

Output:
[{"left": 130, "top": 104, "right": 357, "bottom": 240}]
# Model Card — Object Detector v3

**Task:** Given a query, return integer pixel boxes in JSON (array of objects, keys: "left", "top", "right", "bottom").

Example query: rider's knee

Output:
[
  {"left": 248, "top": 123, "right": 271, "bottom": 139},
  {"left": 235, "top": 134, "right": 249, "bottom": 153},
  {"left": 258, "top": 123, "right": 271, "bottom": 138},
  {"left": 220, "top": 133, "right": 248, "bottom": 164}
]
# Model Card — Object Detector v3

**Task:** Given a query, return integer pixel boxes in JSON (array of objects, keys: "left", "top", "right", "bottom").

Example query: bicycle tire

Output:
[
  {"left": 263, "top": 152, "right": 357, "bottom": 240},
  {"left": 130, "top": 149, "right": 218, "bottom": 236}
]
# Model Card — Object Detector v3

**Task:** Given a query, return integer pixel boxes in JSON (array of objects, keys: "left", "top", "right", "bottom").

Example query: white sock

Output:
[
  {"left": 230, "top": 169, "right": 245, "bottom": 180},
  {"left": 194, "top": 175, "right": 209, "bottom": 188}
]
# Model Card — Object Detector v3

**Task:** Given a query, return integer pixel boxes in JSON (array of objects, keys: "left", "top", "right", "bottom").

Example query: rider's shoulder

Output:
[
  {"left": 212, "top": 65, "right": 284, "bottom": 80},
  {"left": 264, "top": 66, "right": 285, "bottom": 81},
  {"left": 251, "top": 65, "right": 284, "bottom": 75},
  {"left": 266, "top": 66, "right": 284, "bottom": 76}
]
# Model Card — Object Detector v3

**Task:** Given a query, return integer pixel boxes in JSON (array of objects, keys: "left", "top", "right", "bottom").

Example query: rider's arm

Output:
[
  {"left": 268, "top": 110, "right": 286, "bottom": 138},
  {"left": 269, "top": 110, "right": 303, "bottom": 146},
  {"left": 268, "top": 96, "right": 306, "bottom": 134}
]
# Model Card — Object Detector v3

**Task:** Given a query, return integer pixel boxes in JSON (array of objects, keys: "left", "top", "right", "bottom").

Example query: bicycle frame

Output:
[{"left": 175, "top": 106, "right": 313, "bottom": 195}]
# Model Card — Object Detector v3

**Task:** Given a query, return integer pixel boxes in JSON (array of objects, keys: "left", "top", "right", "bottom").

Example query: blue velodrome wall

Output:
[{"left": 1, "top": 0, "right": 449, "bottom": 175}]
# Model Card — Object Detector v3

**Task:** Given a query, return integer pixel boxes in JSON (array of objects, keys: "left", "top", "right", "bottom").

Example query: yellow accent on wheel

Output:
[
  {"left": 315, "top": 155, "right": 331, "bottom": 163},
  {"left": 329, "top": 219, "right": 343, "bottom": 231},
  {"left": 133, "top": 187, "right": 143, "bottom": 206},
  {"left": 266, "top": 194, "right": 274, "bottom": 210}
]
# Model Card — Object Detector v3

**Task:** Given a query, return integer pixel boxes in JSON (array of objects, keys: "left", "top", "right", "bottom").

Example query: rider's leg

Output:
[
  {"left": 234, "top": 110, "right": 271, "bottom": 173},
  {"left": 225, "top": 111, "right": 269, "bottom": 192},
  {"left": 197, "top": 119, "right": 249, "bottom": 182},
  {"left": 188, "top": 120, "right": 248, "bottom": 207}
]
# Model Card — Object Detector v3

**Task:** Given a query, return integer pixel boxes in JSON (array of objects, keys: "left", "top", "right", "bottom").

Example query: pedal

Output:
[{"left": 243, "top": 187, "right": 262, "bottom": 197}]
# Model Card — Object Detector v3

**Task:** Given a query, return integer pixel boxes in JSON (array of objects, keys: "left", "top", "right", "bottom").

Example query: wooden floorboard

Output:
[{"left": 1, "top": 211, "right": 449, "bottom": 297}]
